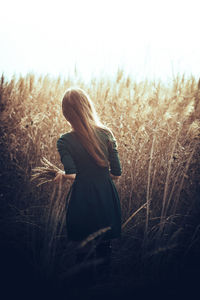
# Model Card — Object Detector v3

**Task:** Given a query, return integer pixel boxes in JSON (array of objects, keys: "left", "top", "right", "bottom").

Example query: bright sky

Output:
[{"left": 0, "top": 0, "right": 200, "bottom": 82}]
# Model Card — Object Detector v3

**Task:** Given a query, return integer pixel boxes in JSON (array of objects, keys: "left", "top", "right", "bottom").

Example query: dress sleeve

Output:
[
  {"left": 56, "top": 136, "right": 77, "bottom": 174},
  {"left": 107, "top": 132, "right": 122, "bottom": 176}
]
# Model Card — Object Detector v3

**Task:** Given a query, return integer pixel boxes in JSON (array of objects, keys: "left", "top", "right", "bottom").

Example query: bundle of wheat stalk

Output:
[{"left": 31, "top": 157, "right": 61, "bottom": 186}]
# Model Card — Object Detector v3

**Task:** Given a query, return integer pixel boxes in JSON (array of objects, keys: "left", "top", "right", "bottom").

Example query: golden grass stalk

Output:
[
  {"left": 145, "top": 132, "right": 156, "bottom": 235},
  {"left": 79, "top": 226, "right": 111, "bottom": 248},
  {"left": 122, "top": 202, "right": 147, "bottom": 229},
  {"left": 31, "top": 157, "right": 61, "bottom": 186},
  {"left": 160, "top": 123, "right": 182, "bottom": 223}
]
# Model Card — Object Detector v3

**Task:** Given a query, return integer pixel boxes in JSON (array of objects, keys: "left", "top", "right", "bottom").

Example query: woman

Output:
[{"left": 54, "top": 87, "right": 122, "bottom": 281}]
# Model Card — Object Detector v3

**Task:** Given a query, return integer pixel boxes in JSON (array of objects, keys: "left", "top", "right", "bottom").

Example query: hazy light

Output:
[{"left": 0, "top": 0, "right": 200, "bottom": 82}]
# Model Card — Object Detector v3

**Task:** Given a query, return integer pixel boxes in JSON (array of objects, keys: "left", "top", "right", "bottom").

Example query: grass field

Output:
[{"left": 0, "top": 71, "right": 200, "bottom": 299}]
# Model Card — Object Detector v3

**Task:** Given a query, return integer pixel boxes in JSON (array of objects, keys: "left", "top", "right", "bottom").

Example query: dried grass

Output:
[{"left": 1, "top": 71, "right": 199, "bottom": 288}]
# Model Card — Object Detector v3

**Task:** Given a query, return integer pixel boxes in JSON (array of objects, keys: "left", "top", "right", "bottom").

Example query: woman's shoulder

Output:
[
  {"left": 58, "top": 131, "right": 74, "bottom": 140},
  {"left": 57, "top": 131, "right": 75, "bottom": 147}
]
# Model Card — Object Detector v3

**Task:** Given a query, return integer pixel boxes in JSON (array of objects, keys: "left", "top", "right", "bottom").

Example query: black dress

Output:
[{"left": 56, "top": 128, "right": 122, "bottom": 241}]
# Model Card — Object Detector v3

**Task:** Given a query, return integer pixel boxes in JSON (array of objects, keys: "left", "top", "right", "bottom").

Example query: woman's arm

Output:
[
  {"left": 57, "top": 135, "right": 77, "bottom": 174},
  {"left": 56, "top": 135, "right": 77, "bottom": 184},
  {"left": 107, "top": 131, "right": 122, "bottom": 177}
]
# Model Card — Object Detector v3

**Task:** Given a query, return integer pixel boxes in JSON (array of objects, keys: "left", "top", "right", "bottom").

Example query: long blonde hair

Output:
[{"left": 62, "top": 87, "right": 109, "bottom": 167}]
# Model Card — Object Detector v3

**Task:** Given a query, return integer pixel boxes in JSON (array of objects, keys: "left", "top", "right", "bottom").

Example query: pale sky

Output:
[{"left": 0, "top": 0, "right": 200, "bottom": 82}]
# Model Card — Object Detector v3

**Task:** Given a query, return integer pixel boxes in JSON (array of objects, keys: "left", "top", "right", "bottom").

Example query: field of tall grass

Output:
[{"left": 0, "top": 71, "right": 200, "bottom": 299}]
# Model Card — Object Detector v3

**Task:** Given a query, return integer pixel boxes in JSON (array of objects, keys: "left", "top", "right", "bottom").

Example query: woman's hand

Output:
[
  {"left": 54, "top": 170, "right": 65, "bottom": 184},
  {"left": 54, "top": 171, "right": 76, "bottom": 183}
]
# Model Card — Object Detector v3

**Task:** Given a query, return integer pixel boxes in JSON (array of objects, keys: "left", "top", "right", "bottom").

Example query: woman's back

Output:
[
  {"left": 57, "top": 127, "right": 122, "bottom": 179},
  {"left": 56, "top": 127, "right": 122, "bottom": 241}
]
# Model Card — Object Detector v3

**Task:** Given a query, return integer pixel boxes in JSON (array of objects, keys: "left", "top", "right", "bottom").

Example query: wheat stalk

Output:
[{"left": 31, "top": 157, "right": 61, "bottom": 186}]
